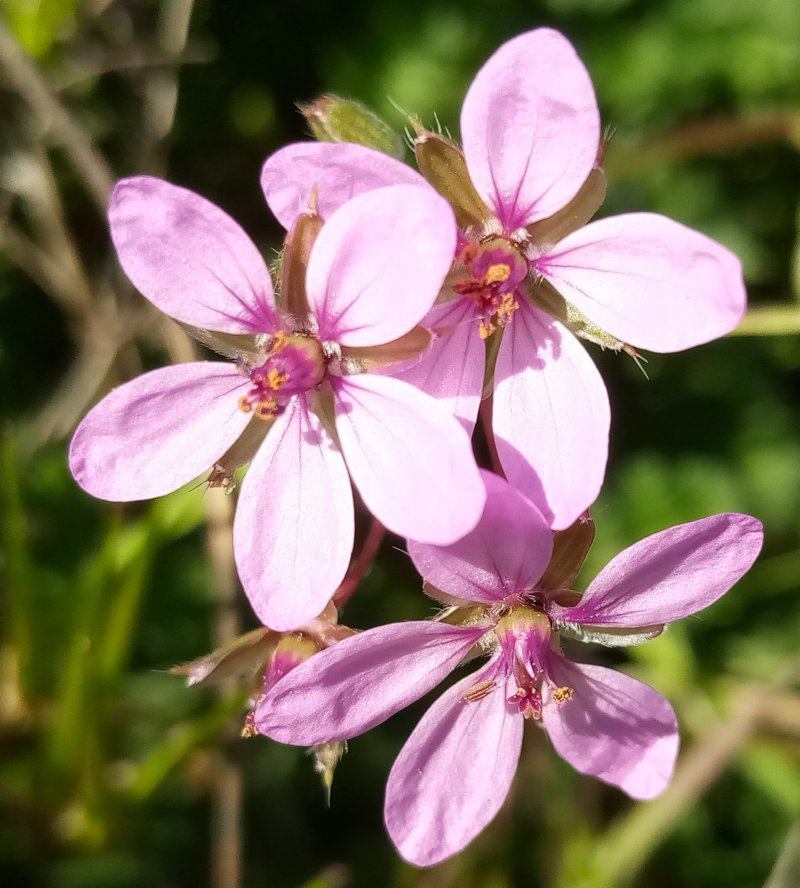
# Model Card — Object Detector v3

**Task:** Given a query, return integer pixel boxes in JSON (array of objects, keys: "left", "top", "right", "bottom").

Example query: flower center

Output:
[
  {"left": 238, "top": 331, "right": 326, "bottom": 420},
  {"left": 453, "top": 237, "right": 528, "bottom": 339},
  {"left": 495, "top": 606, "right": 573, "bottom": 720}
]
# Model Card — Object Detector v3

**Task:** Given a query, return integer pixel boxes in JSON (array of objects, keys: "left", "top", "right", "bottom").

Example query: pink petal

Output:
[
  {"left": 109, "top": 177, "right": 277, "bottom": 333},
  {"left": 408, "top": 470, "right": 552, "bottom": 604},
  {"left": 305, "top": 185, "right": 456, "bottom": 346},
  {"left": 69, "top": 363, "right": 250, "bottom": 501},
  {"left": 255, "top": 622, "right": 488, "bottom": 744},
  {"left": 493, "top": 301, "right": 610, "bottom": 529},
  {"left": 542, "top": 657, "right": 678, "bottom": 800},
  {"left": 461, "top": 28, "right": 600, "bottom": 230},
  {"left": 537, "top": 213, "right": 747, "bottom": 352},
  {"left": 333, "top": 374, "right": 484, "bottom": 544},
  {"left": 385, "top": 661, "right": 523, "bottom": 866},
  {"left": 552, "top": 513, "right": 763, "bottom": 628},
  {"left": 233, "top": 396, "right": 354, "bottom": 631},
  {"left": 261, "top": 142, "right": 425, "bottom": 229},
  {"left": 393, "top": 299, "right": 485, "bottom": 434}
]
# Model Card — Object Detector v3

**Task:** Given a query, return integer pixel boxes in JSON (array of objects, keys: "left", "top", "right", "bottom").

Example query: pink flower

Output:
[
  {"left": 259, "top": 29, "right": 746, "bottom": 529},
  {"left": 69, "top": 176, "right": 485, "bottom": 630},
  {"left": 255, "top": 471, "right": 763, "bottom": 865}
]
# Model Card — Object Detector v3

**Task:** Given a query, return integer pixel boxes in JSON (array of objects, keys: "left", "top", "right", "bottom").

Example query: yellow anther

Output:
[
  {"left": 266, "top": 368, "right": 288, "bottom": 390},
  {"left": 255, "top": 399, "right": 280, "bottom": 419},
  {"left": 270, "top": 331, "right": 287, "bottom": 352},
  {"left": 553, "top": 686, "right": 574, "bottom": 704},
  {"left": 238, "top": 396, "right": 253, "bottom": 413},
  {"left": 478, "top": 319, "right": 496, "bottom": 340},
  {"left": 485, "top": 262, "right": 511, "bottom": 284},
  {"left": 496, "top": 293, "right": 519, "bottom": 322}
]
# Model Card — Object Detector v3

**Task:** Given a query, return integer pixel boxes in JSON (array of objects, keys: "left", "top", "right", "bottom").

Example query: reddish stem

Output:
[
  {"left": 479, "top": 395, "right": 504, "bottom": 476},
  {"left": 333, "top": 517, "right": 386, "bottom": 608}
]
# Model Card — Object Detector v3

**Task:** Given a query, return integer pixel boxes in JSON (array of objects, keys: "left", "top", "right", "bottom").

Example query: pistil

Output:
[{"left": 239, "top": 331, "right": 326, "bottom": 419}]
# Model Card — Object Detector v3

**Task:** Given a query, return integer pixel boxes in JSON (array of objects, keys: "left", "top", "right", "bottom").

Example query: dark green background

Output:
[{"left": 1, "top": 1, "right": 799, "bottom": 886}]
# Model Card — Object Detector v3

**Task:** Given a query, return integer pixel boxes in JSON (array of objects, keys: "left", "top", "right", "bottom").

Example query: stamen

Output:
[
  {"left": 238, "top": 331, "right": 325, "bottom": 418},
  {"left": 266, "top": 368, "right": 288, "bottom": 389},
  {"left": 485, "top": 262, "right": 511, "bottom": 284},
  {"left": 463, "top": 679, "right": 497, "bottom": 702},
  {"left": 552, "top": 686, "right": 574, "bottom": 704},
  {"left": 241, "top": 709, "right": 260, "bottom": 738}
]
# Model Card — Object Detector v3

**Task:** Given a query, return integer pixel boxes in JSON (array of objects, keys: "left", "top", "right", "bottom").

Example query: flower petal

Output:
[
  {"left": 461, "top": 28, "right": 600, "bottom": 230},
  {"left": 542, "top": 657, "right": 678, "bottom": 800},
  {"left": 261, "top": 142, "right": 425, "bottom": 229},
  {"left": 333, "top": 374, "right": 484, "bottom": 544},
  {"left": 255, "top": 622, "right": 487, "bottom": 744},
  {"left": 552, "top": 513, "right": 763, "bottom": 628},
  {"left": 385, "top": 661, "right": 523, "bottom": 866},
  {"left": 233, "top": 396, "right": 354, "bottom": 631},
  {"left": 109, "top": 177, "right": 276, "bottom": 332},
  {"left": 408, "top": 470, "right": 552, "bottom": 604},
  {"left": 393, "top": 299, "right": 485, "bottom": 433},
  {"left": 493, "top": 301, "right": 610, "bottom": 529},
  {"left": 305, "top": 185, "right": 456, "bottom": 346},
  {"left": 537, "top": 213, "right": 746, "bottom": 352},
  {"left": 69, "top": 363, "right": 250, "bottom": 501}
]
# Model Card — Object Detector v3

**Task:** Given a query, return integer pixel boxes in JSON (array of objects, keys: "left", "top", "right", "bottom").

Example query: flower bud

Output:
[
  {"left": 279, "top": 203, "right": 323, "bottom": 319},
  {"left": 413, "top": 127, "right": 492, "bottom": 231},
  {"left": 311, "top": 741, "right": 348, "bottom": 805},
  {"left": 538, "top": 514, "right": 595, "bottom": 596},
  {"left": 300, "top": 94, "right": 405, "bottom": 159}
]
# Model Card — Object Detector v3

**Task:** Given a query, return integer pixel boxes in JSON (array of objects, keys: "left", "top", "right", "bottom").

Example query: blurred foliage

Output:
[{"left": 1, "top": 0, "right": 799, "bottom": 887}]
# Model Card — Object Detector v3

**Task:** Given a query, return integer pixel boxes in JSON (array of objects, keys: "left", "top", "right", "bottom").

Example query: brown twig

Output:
[
  {"left": 592, "top": 662, "right": 800, "bottom": 886},
  {"left": 478, "top": 395, "right": 503, "bottom": 476},
  {"left": 607, "top": 110, "right": 800, "bottom": 179},
  {"left": 333, "top": 517, "right": 386, "bottom": 609},
  {"left": 203, "top": 486, "right": 243, "bottom": 888},
  {"left": 137, "top": 0, "right": 196, "bottom": 174},
  {"left": 0, "top": 18, "right": 115, "bottom": 212}
]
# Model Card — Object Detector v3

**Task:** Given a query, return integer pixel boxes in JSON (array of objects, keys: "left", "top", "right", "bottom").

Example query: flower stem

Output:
[
  {"left": 333, "top": 517, "right": 386, "bottom": 609},
  {"left": 479, "top": 395, "right": 503, "bottom": 476}
]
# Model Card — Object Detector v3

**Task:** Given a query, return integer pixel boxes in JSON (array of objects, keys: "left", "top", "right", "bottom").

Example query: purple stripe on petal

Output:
[
  {"left": 234, "top": 396, "right": 354, "bottom": 632},
  {"left": 537, "top": 213, "right": 747, "bottom": 353},
  {"left": 461, "top": 29, "right": 600, "bottom": 230},
  {"left": 256, "top": 622, "right": 488, "bottom": 745},
  {"left": 261, "top": 142, "right": 425, "bottom": 230},
  {"left": 305, "top": 185, "right": 456, "bottom": 347},
  {"left": 110, "top": 177, "right": 277, "bottom": 332},
  {"left": 69, "top": 362, "right": 250, "bottom": 501},
  {"left": 333, "top": 374, "right": 485, "bottom": 545},
  {"left": 543, "top": 656, "right": 678, "bottom": 800},
  {"left": 552, "top": 513, "right": 764, "bottom": 628},
  {"left": 393, "top": 299, "right": 485, "bottom": 435},
  {"left": 409, "top": 470, "right": 552, "bottom": 605},
  {"left": 385, "top": 659, "right": 523, "bottom": 866},
  {"left": 493, "top": 301, "right": 610, "bottom": 530}
]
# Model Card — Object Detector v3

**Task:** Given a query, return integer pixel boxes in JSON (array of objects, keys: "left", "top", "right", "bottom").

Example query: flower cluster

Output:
[{"left": 69, "top": 28, "right": 762, "bottom": 866}]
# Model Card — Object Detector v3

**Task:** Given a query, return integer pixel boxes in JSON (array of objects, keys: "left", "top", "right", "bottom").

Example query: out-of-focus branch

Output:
[
  {"left": 1, "top": 137, "right": 95, "bottom": 318},
  {"left": 607, "top": 110, "right": 800, "bottom": 178},
  {"left": 204, "top": 486, "right": 243, "bottom": 888},
  {"left": 595, "top": 686, "right": 765, "bottom": 886},
  {"left": 28, "top": 302, "right": 147, "bottom": 444},
  {"left": 730, "top": 305, "right": 800, "bottom": 337},
  {"left": 764, "top": 819, "right": 800, "bottom": 888},
  {"left": 0, "top": 18, "right": 114, "bottom": 212},
  {"left": 593, "top": 661, "right": 800, "bottom": 887},
  {"left": 52, "top": 44, "right": 213, "bottom": 91},
  {"left": 333, "top": 517, "right": 386, "bottom": 608},
  {"left": 138, "top": 0, "right": 196, "bottom": 173}
]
